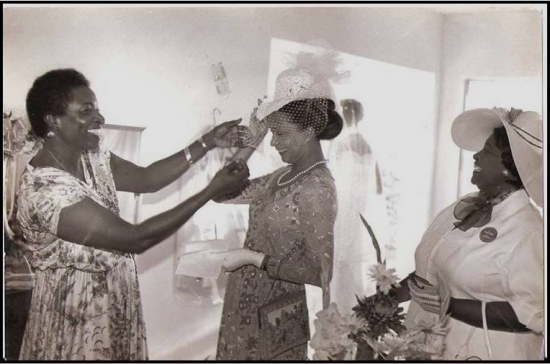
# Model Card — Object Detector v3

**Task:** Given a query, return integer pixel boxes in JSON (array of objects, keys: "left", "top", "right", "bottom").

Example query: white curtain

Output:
[{"left": 103, "top": 125, "right": 144, "bottom": 223}]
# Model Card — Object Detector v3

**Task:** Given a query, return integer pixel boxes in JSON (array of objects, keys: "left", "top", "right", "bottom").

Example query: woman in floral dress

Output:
[
  {"left": 214, "top": 53, "right": 345, "bottom": 360},
  {"left": 14, "top": 68, "right": 249, "bottom": 360}
]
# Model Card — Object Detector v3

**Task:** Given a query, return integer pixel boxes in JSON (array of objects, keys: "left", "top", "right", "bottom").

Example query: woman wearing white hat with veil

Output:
[
  {"left": 212, "top": 50, "right": 346, "bottom": 360},
  {"left": 392, "top": 107, "right": 544, "bottom": 360}
]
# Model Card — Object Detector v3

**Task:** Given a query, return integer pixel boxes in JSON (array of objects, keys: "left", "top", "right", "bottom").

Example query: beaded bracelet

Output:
[{"left": 184, "top": 147, "right": 193, "bottom": 165}]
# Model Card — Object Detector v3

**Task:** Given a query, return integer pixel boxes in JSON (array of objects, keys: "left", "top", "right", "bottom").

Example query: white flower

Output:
[
  {"left": 380, "top": 332, "right": 409, "bottom": 352},
  {"left": 312, "top": 349, "right": 332, "bottom": 361},
  {"left": 365, "top": 336, "right": 391, "bottom": 358},
  {"left": 368, "top": 262, "right": 400, "bottom": 294},
  {"left": 340, "top": 313, "right": 367, "bottom": 333},
  {"left": 311, "top": 303, "right": 364, "bottom": 360}
]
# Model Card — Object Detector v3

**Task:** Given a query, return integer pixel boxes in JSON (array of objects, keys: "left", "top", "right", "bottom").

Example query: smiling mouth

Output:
[{"left": 473, "top": 165, "right": 482, "bottom": 173}]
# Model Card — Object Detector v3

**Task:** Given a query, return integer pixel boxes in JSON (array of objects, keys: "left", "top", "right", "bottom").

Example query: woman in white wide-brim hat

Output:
[
  {"left": 212, "top": 51, "right": 346, "bottom": 360},
  {"left": 395, "top": 107, "right": 544, "bottom": 360}
]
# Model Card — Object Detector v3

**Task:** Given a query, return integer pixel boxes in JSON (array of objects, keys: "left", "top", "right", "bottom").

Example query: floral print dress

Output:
[
  {"left": 15, "top": 150, "right": 148, "bottom": 360},
  {"left": 216, "top": 166, "right": 337, "bottom": 360}
]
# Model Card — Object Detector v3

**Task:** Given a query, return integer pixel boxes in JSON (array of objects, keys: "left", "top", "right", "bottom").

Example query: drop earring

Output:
[
  {"left": 502, "top": 169, "right": 511, "bottom": 178},
  {"left": 46, "top": 130, "right": 55, "bottom": 138}
]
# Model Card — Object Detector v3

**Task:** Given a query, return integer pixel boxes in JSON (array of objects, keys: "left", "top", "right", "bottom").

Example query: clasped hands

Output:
[{"left": 209, "top": 158, "right": 250, "bottom": 198}]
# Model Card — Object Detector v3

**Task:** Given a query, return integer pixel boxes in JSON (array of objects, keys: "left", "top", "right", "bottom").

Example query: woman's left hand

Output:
[
  {"left": 216, "top": 248, "right": 264, "bottom": 271},
  {"left": 203, "top": 118, "right": 248, "bottom": 148}
]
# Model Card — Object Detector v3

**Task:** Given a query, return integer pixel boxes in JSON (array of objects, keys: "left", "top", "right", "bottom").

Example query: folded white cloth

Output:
[{"left": 176, "top": 250, "right": 226, "bottom": 279}]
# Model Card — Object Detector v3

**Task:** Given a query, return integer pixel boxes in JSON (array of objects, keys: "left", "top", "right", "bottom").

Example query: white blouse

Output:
[{"left": 406, "top": 189, "right": 544, "bottom": 360}]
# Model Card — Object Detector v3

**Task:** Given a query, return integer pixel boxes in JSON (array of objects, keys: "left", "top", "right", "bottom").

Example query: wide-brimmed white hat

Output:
[
  {"left": 451, "top": 107, "right": 543, "bottom": 206},
  {"left": 256, "top": 50, "right": 348, "bottom": 121}
]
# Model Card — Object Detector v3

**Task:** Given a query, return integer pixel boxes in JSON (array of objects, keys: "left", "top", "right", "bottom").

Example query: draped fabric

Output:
[
  {"left": 103, "top": 126, "right": 143, "bottom": 223},
  {"left": 173, "top": 148, "right": 248, "bottom": 307},
  {"left": 452, "top": 188, "right": 517, "bottom": 232},
  {"left": 327, "top": 127, "right": 390, "bottom": 314}
]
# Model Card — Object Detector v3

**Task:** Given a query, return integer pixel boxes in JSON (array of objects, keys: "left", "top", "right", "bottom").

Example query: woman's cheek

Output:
[
  {"left": 289, "top": 134, "right": 309, "bottom": 146},
  {"left": 74, "top": 116, "right": 88, "bottom": 125}
]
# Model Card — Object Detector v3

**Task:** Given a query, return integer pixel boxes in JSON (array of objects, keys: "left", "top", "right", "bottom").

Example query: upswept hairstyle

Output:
[{"left": 278, "top": 98, "right": 343, "bottom": 140}]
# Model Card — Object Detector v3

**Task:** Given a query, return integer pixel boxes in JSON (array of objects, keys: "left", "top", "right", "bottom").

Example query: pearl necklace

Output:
[{"left": 276, "top": 160, "right": 327, "bottom": 187}]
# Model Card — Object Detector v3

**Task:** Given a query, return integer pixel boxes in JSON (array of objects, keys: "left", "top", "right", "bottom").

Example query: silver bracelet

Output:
[
  {"left": 184, "top": 147, "right": 193, "bottom": 165},
  {"left": 198, "top": 137, "right": 211, "bottom": 151}
]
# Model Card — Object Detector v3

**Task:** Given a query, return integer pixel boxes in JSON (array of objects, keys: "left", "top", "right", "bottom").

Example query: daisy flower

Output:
[{"left": 368, "top": 262, "right": 401, "bottom": 295}]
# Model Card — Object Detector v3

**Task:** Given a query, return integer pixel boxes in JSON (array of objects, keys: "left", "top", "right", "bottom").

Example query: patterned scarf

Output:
[{"left": 453, "top": 188, "right": 517, "bottom": 231}]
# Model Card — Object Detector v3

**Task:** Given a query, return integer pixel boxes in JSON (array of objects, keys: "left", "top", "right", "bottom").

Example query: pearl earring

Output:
[
  {"left": 502, "top": 169, "right": 511, "bottom": 178},
  {"left": 46, "top": 130, "right": 55, "bottom": 138}
]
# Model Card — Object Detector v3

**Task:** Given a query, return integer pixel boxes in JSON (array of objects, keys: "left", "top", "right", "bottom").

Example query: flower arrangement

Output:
[
  {"left": 4, "top": 109, "right": 41, "bottom": 242},
  {"left": 310, "top": 214, "right": 448, "bottom": 360},
  {"left": 309, "top": 302, "right": 366, "bottom": 360},
  {"left": 3, "top": 110, "right": 41, "bottom": 160}
]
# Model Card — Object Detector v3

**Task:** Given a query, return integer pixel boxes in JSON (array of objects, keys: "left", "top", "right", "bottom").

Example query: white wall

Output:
[
  {"left": 3, "top": 6, "right": 445, "bottom": 359},
  {"left": 431, "top": 10, "right": 543, "bottom": 217}
]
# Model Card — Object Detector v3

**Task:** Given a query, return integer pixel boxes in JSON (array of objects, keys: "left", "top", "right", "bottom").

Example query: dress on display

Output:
[
  {"left": 405, "top": 189, "right": 543, "bottom": 360},
  {"left": 216, "top": 167, "right": 336, "bottom": 360},
  {"left": 15, "top": 150, "right": 148, "bottom": 360},
  {"left": 327, "top": 127, "right": 389, "bottom": 313}
]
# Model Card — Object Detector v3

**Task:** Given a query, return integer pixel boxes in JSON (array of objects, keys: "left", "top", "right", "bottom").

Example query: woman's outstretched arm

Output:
[
  {"left": 56, "top": 161, "right": 249, "bottom": 254},
  {"left": 110, "top": 119, "right": 242, "bottom": 193}
]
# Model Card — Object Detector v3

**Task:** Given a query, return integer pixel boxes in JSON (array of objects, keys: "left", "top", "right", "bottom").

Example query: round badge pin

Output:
[{"left": 479, "top": 227, "right": 498, "bottom": 243}]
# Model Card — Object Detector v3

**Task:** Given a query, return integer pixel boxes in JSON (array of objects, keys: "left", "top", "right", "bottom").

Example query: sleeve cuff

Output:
[
  {"left": 525, "top": 311, "right": 544, "bottom": 333},
  {"left": 259, "top": 254, "right": 270, "bottom": 270},
  {"left": 265, "top": 255, "right": 283, "bottom": 279},
  {"left": 510, "top": 301, "right": 545, "bottom": 333},
  {"left": 520, "top": 311, "right": 544, "bottom": 333}
]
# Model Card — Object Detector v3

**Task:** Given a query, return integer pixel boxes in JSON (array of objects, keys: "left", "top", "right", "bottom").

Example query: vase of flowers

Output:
[
  {"left": 4, "top": 110, "right": 41, "bottom": 238},
  {"left": 310, "top": 214, "right": 448, "bottom": 361}
]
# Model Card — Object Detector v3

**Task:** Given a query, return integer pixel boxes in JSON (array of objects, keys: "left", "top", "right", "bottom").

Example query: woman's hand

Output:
[
  {"left": 240, "top": 98, "right": 269, "bottom": 148},
  {"left": 216, "top": 248, "right": 265, "bottom": 271},
  {"left": 207, "top": 159, "right": 250, "bottom": 198},
  {"left": 202, "top": 118, "right": 248, "bottom": 149}
]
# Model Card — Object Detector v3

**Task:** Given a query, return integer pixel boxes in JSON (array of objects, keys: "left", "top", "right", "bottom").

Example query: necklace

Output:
[
  {"left": 276, "top": 160, "right": 327, "bottom": 187},
  {"left": 42, "top": 148, "right": 87, "bottom": 182}
]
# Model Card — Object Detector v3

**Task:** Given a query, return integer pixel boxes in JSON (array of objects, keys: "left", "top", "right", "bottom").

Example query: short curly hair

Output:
[
  {"left": 26, "top": 69, "right": 90, "bottom": 138},
  {"left": 493, "top": 126, "right": 523, "bottom": 189}
]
